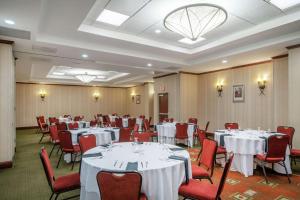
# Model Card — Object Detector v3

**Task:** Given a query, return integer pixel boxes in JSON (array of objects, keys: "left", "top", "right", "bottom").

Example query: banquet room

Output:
[{"left": 1, "top": 0, "right": 300, "bottom": 200}]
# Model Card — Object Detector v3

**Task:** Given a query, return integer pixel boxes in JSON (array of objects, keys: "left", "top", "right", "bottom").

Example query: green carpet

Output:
[{"left": 1, "top": 129, "right": 300, "bottom": 200}]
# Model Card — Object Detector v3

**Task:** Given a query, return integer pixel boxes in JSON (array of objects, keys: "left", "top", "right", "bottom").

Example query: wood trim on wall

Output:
[
  {"left": 0, "top": 161, "right": 13, "bottom": 169},
  {"left": 153, "top": 73, "right": 178, "bottom": 79},
  {"left": 179, "top": 71, "right": 199, "bottom": 75},
  {"left": 272, "top": 54, "right": 288, "bottom": 59},
  {"left": 16, "top": 82, "right": 129, "bottom": 89},
  {"left": 286, "top": 44, "right": 300, "bottom": 50},
  {"left": 0, "top": 39, "right": 14, "bottom": 45}
]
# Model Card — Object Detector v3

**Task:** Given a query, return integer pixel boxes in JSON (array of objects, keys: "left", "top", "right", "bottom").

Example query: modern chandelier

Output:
[
  {"left": 164, "top": 4, "right": 227, "bottom": 41},
  {"left": 75, "top": 73, "right": 96, "bottom": 83}
]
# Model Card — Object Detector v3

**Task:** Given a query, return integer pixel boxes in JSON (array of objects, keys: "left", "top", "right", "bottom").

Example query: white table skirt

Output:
[
  {"left": 80, "top": 142, "right": 192, "bottom": 200},
  {"left": 214, "top": 130, "right": 291, "bottom": 177},
  {"left": 156, "top": 123, "right": 195, "bottom": 147}
]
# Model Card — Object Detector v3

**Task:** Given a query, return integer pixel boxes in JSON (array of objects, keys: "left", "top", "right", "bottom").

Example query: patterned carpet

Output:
[{"left": 0, "top": 129, "right": 299, "bottom": 200}]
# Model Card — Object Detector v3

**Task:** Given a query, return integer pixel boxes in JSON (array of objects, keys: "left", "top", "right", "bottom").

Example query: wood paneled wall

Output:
[{"left": 16, "top": 83, "right": 127, "bottom": 127}]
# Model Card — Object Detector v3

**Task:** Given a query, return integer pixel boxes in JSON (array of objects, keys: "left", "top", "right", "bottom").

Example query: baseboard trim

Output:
[
  {"left": 0, "top": 161, "right": 13, "bottom": 169},
  {"left": 16, "top": 126, "right": 38, "bottom": 130}
]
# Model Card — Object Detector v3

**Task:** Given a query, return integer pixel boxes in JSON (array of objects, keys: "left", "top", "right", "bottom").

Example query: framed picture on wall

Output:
[
  {"left": 136, "top": 95, "right": 141, "bottom": 104},
  {"left": 233, "top": 85, "right": 245, "bottom": 102}
]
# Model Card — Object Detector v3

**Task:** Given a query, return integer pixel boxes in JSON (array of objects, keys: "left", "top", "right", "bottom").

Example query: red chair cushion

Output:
[
  {"left": 217, "top": 147, "right": 226, "bottom": 154},
  {"left": 140, "top": 193, "right": 148, "bottom": 200},
  {"left": 256, "top": 154, "right": 284, "bottom": 163},
  {"left": 179, "top": 179, "right": 218, "bottom": 200},
  {"left": 291, "top": 149, "right": 300, "bottom": 156},
  {"left": 192, "top": 164, "right": 210, "bottom": 178},
  {"left": 62, "top": 144, "right": 81, "bottom": 153},
  {"left": 53, "top": 173, "right": 80, "bottom": 192}
]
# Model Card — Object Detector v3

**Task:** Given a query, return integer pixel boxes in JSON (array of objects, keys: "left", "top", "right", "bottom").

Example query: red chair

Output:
[
  {"left": 79, "top": 134, "right": 96, "bottom": 153},
  {"left": 57, "top": 131, "right": 81, "bottom": 170},
  {"left": 133, "top": 124, "right": 140, "bottom": 133},
  {"left": 192, "top": 139, "right": 217, "bottom": 183},
  {"left": 96, "top": 171, "right": 147, "bottom": 200},
  {"left": 128, "top": 118, "right": 136, "bottom": 129},
  {"left": 68, "top": 122, "right": 79, "bottom": 130},
  {"left": 277, "top": 126, "right": 295, "bottom": 149},
  {"left": 37, "top": 116, "right": 50, "bottom": 143},
  {"left": 193, "top": 121, "right": 210, "bottom": 146},
  {"left": 175, "top": 123, "right": 189, "bottom": 146},
  {"left": 179, "top": 153, "right": 234, "bottom": 200},
  {"left": 119, "top": 128, "right": 132, "bottom": 142},
  {"left": 133, "top": 132, "right": 151, "bottom": 142},
  {"left": 255, "top": 135, "right": 291, "bottom": 183},
  {"left": 188, "top": 118, "right": 198, "bottom": 124},
  {"left": 90, "top": 120, "right": 98, "bottom": 127},
  {"left": 57, "top": 122, "right": 67, "bottom": 131},
  {"left": 196, "top": 129, "right": 207, "bottom": 160},
  {"left": 40, "top": 147, "right": 80, "bottom": 200},
  {"left": 64, "top": 114, "right": 71, "bottom": 118},
  {"left": 143, "top": 119, "right": 150, "bottom": 131},
  {"left": 224, "top": 123, "right": 239, "bottom": 130},
  {"left": 115, "top": 117, "right": 123, "bottom": 128},
  {"left": 102, "top": 115, "right": 111, "bottom": 126},
  {"left": 49, "top": 117, "right": 59, "bottom": 125},
  {"left": 139, "top": 115, "right": 145, "bottom": 119},
  {"left": 49, "top": 125, "right": 60, "bottom": 158},
  {"left": 73, "top": 116, "right": 81, "bottom": 121}
]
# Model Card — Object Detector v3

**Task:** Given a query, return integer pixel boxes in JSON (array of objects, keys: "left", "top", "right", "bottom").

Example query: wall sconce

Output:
[
  {"left": 93, "top": 92, "right": 100, "bottom": 101},
  {"left": 131, "top": 92, "right": 136, "bottom": 102},
  {"left": 257, "top": 78, "right": 267, "bottom": 95},
  {"left": 39, "top": 90, "right": 47, "bottom": 101},
  {"left": 216, "top": 80, "right": 224, "bottom": 97}
]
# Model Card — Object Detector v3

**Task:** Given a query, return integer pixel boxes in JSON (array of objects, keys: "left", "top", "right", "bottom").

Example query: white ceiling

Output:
[{"left": 1, "top": 0, "right": 300, "bottom": 86}]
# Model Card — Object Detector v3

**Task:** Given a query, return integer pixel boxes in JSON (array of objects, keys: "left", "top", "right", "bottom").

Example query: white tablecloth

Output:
[
  {"left": 69, "top": 127, "right": 120, "bottom": 145},
  {"left": 80, "top": 142, "right": 192, "bottom": 200},
  {"left": 156, "top": 123, "right": 195, "bottom": 147},
  {"left": 214, "top": 130, "right": 291, "bottom": 177},
  {"left": 58, "top": 117, "right": 71, "bottom": 123}
]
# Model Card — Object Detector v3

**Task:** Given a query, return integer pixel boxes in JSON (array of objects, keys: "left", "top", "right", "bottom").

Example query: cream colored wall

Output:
[
  {"left": 16, "top": 83, "right": 127, "bottom": 127},
  {"left": 179, "top": 73, "right": 198, "bottom": 122},
  {"left": 288, "top": 48, "right": 300, "bottom": 148},
  {"left": 0, "top": 43, "right": 15, "bottom": 162},
  {"left": 154, "top": 74, "right": 180, "bottom": 124},
  {"left": 198, "top": 62, "right": 275, "bottom": 132}
]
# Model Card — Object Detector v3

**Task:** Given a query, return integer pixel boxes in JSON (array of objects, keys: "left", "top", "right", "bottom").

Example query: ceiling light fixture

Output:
[
  {"left": 75, "top": 73, "right": 96, "bottom": 83},
  {"left": 178, "top": 37, "right": 205, "bottom": 44},
  {"left": 81, "top": 54, "right": 88, "bottom": 58},
  {"left": 155, "top": 29, "right": 161, "bottom": 34},
  {"left": 164, "top": 4, "right": 227, "bottom": 41},
  {"left": 96, "top": 9, "right": 129, "bottom": 26},
  {"left": 266, "top": 0, "right": 300, "bottom": 10},
  {"left": 4, "top": 19, "right": 15, "bottom": 25},
  {"left": 222, "top": 60, "right": 228, "bottom": 63},
  {"left": 147, "top": 63, "right": 153, "bottom": 67}
]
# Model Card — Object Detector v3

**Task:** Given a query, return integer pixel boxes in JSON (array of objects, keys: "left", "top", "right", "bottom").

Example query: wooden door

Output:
[{"left": 158, "top": 93, "right": 168, "bottom": 122}]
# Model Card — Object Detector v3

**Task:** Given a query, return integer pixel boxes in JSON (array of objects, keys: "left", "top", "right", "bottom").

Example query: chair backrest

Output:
[
  {"left": 57, "top": 122, "right": 67, "bottom": 131},
  {"left": 68, "top": 122, "right": 79, "bottom": 130},
  {"left": 224, "top": 123, "right": 238, "bottom": 130},
  {"left": 115, "top": 118, "right": 123, "bottom": 128},
  {"left": 79, "top": 134, "right": 96, "bottom": 153},
  {"left": 37, "top": 116, "right": 46, "bottom": 124},
  {"left": 133, "top": 132, "right": 151, "bottom": 142},
  {"left": 58, "top": 131, "right": 74, "bottom": 150},
  {"left": 266, "top": 135, "right": 289, "bottom": 159},
  {"left": 39, "top": 148, "right": 55, "bottom": 189},
  {"left": 277, "top": 126, "right": 295, "bottom": 148},
  {"left": 103, "top": 115, "right": 111, "bottom": 124},
  {"left": 97, "top": 171, "right": 142, "bottom": 200},
  {"left": 139, "top": 115, "right": 145, "bottom": 119},
  {"left": 143, "top": 119, "right": 150, "bottom": 131},
  {"left": 216, "top": 153, "right": 234, "bottom": 198},
  {"left": 49, "top": 125, "right": 59, "bottom": 142},
  {"left": 128, "top": 118, "right": 136, "bottom": 129},
  {"left": 197, "top": 129, "right": 207, "bottom": 147},
  {"left": 188, "top": 118, "right": 198, "bottom": 125},
  {"left": 205, "top": 121, "right": 210, "bottom": 132},
  {"left": 199, "top": 139, "right": 217, "bottom": 174},
  {"left": 133, "top": 124, "right": 139, "bottom": 132},
  {"left": 90, "top": 120, "right": 97, "bottom": 127},
  {"left": 148, "top": 117, "right": 152, "bottom": 126},
  {"left": 112, "top": 113, "right": 117, "bottom": 116},
  {"left": 64, "top": 114, "right": 71, "bottom": 118},
  {"left": 119, "top": 128, "right": 132, "bottom": 142},
  {"left": 74, "top": 116, "right": 81, "bottom": 121},
  {"left": 175, "top": 123, "right": 188, "bottom": 139},
  {"left": 49, "top": 117, "right": 57, "bottom": 124}
]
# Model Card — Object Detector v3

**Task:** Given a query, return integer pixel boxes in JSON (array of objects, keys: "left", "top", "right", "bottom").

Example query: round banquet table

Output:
[
  {"left": 156, "top": 122, "right": 195, "bottom": 147},
  {"left": 214, "top": 129, "right": 291, "bottom": 177},
  {"left": 80, "top": 142, "right": 192, "bottom": 200}
]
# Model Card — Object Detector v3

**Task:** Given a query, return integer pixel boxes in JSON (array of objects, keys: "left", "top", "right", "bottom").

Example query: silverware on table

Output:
[
  {"left": 114, "top": 160, "right": 118, "bottom": 167},
  {"left": 141, "top": 161, "right": 143, "bottom": 168},
  {"left": 119, "top": 161, "right": 124, "bottom": 168}
]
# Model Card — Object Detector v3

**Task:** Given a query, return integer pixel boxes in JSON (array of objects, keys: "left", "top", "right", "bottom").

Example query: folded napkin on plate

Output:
[
  {"left": 126, "top": 162, "right": 138, "bottom": 171},
  {"left": 82, "top": 152, "right": 103, "bottom": 158},
  {"left": 169, "top": 147, "right": 184, "bottom": 151},
  {"left": 168, "top": 155, "right": 189, "bottom": 184},
  {"left": 259, "top": 136, "right": 268, "bottom": 152},
  {"left": 219, "top": 134, "right": 231, "bottom": 147},
  {"left": 104, "top": 130, "right": 116, "bottom": 140}
]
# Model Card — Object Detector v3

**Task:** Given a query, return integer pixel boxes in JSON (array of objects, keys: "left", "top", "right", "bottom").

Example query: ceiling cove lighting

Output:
[
  {"left": 81, "top": 54, "right": 88, "bottom": 58},
  {"left": 222, "top": 60, "right": 228, "bottom": 63},
  {"left": 96, "top": 9, "right": 129, "bottom": 26},
  {"left": 178, "top": 37, "right": 205, "bottom": 44},
  {"left": 4, "top": 19, "right": 15, "bottom": 25},
  {"left": 147, "top": 63, "right": 152, "bottom": 67},
  {"left": 164, "top": 4, "right": 227, "bottom": 41},
  {"left": 75, "top": 73, "right": 96, "bottom": 83},
  {"left": 155, "top": 29, "right": 161, "bottom": 34},
  {"left": 267, "top": 0, "right": 300, "bottom": 10}
]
